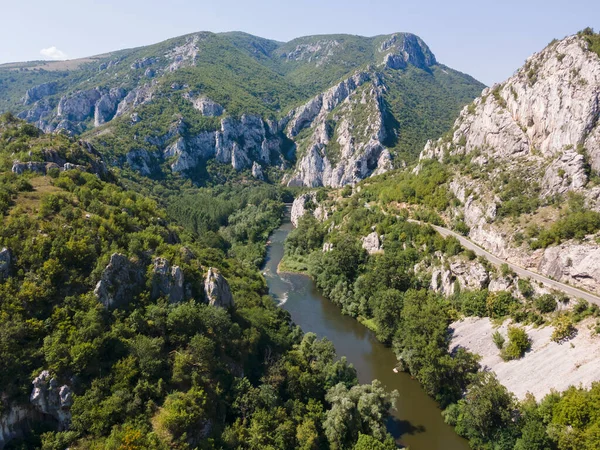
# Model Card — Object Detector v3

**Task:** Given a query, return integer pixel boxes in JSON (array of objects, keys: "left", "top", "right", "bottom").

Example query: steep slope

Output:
[
  {"left": 419, "top": 29, "right": 600, "bottom": 294},
  {"left": 0, "top": 31, "right": 484, "bottom": 187}
]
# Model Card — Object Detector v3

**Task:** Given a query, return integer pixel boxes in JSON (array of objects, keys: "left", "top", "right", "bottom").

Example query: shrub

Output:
[
  {"left": 460, "top": 290, "right": 489, "bottom": 317},
  {"left": 487, "top": 291, "right": 518, "bottom": 318},
  {"left": 534, "top": 294, "right": 557, "bottom": 313},
  {"left": 551, "top": 315, "right": 576, "bottom": 342},
  {"left": 500, "top": 263, "right": 513, "bottom": 278},
  {"left": 517, "top": 279, "right": 534, "bottom": 298},
  {"left": 501, "top": 326, "right": 531, "bottom": 360},
  {"left": 492, "top": 330, "right": 505, "bottom": 349}
]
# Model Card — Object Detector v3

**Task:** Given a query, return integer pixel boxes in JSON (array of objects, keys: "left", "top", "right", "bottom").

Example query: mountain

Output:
[
  {"left": 0, "top": 31, "right": 484, "bottom": 186},
  {"left": 418, "top": 28, "right": 600, "bottom": 294}
]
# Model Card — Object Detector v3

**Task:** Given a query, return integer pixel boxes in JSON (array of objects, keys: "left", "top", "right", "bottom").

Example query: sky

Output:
[{"left": 0, "top": 0, "right": 599, "bottom": 85}]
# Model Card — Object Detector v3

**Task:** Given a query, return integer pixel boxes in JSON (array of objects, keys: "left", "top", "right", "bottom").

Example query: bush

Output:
[
  {"left": 551, "top": 315, "right": 576, "bottom": 342},
  {"left": 486, "top": 291, "right": 518, "bottom": 318},
  {"left": 500, "top": 263, "right": 513, "bottom": 278},
  {"left": 492, "top": 330, "right": 505, "bottom": 349},
  {"left": 464, "top": 249, "right": 477, "bottom": 261},
  {"left": 460, "top": 290, "right": 488, "bottom": 317},
  {"left": 517, "top": 279, "right": 534, "bottom": 298},
  {"left": 501, "top": 326, "right": 531, "bottom": 360},
  {"left": 534, "top": 294, "right": 557, "bottom": 313}
]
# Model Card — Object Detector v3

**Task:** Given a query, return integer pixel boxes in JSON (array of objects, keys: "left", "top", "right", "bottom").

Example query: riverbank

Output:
[{"left": 276, "top": 254, "right": 311, "bottom": 275}]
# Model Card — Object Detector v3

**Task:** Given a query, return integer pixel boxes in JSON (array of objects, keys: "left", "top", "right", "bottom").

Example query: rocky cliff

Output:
[
  {"left": 1, "top": 31, "right": 483, "bottom": 187},
  {"left": 419, "top": 31, "right": 600, "bottom": 294}
]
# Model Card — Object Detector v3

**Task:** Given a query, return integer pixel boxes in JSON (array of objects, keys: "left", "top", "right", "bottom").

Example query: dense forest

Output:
[
  {"left": 283, "top": 179, "right": 600, "bottom": 450},
  {"left": 0, "top": 114, "right": 398, "bottom": 450}
]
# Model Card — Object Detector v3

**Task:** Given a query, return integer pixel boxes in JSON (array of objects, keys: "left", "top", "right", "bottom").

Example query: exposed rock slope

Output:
[{"left": 419, "top": 32, "right": 600, "bottom": 294}]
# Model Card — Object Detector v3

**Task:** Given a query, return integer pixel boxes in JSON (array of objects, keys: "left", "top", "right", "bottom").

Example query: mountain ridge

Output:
[{"left": 0, "top": 30, "right": 484, "bottom": 187}]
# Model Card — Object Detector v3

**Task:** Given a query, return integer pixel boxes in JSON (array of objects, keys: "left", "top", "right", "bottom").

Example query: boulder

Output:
[{"left": 204, "top": 268, "right": 234, "bottom": 308}]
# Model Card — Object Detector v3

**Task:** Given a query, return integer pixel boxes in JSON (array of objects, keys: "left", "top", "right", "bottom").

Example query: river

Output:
[{"left": 262, "top": 215, "right": 470, "bottom": 450}]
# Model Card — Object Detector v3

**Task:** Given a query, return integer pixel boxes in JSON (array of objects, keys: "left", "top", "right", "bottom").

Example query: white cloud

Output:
[{"left": 40, "top": 46, "right": 68, "bottom": 60}]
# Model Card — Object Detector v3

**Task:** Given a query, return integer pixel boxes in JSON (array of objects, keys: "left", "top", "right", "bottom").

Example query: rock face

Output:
[
  {"left": 0, "top": 407, "right": 38, "bottom": 449},
  {"left": 11, "top": 161, "right": 58, "bottom": 175},
  {"left": 23, "top": 82, "right": 58, "bottom": 105},
  {"left": 163, "top": 114, "right": 285, "bottom": 173},
  {"left": 151, "top": 257, "right": 185, "bottom": 303},
  {"left": 126, "top": 149, "right": 155, "bottom": 176},
  {"left": 204, "top": 268, "right": 234, "bottom": 308},
  {"left": 285, "top": 71, "right": 393, "bottom": 187},
  {"left": 379, "top": 33, "right": 437, "bottom": 70},
  {"left": 290, "top": 192, "right": 317, "bottom": 227},
  {"left": 251, "top": 161, "right": 264, "bottom": 180},
  {"left": 431, "top": 259, "right": 490, "bottom": 296},
  {"left": 539, "top": 243, "right": 600, "bottom": 293},
  {"left": 419, "top": 33, "right": 600, "bottom": 294},
  {"left": 94, "top": 253, "right": 144, "bottom": 309},
  {"left": 0, "top": 247, "right": 12, "bottom": 280},
  {"left": 361, "top": 232, "right": 382, "bottom": 254},
  {"left": 185, "top": 94, "right": 224, "bottom": 116},
  {"left": 30, "top": 371, "right": 72, "bottom": 430}
]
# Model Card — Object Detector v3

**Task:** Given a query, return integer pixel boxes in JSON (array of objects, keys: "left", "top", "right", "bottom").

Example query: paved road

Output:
[{"left": 409, "top": 220, "right": 600, "bottom": 305}]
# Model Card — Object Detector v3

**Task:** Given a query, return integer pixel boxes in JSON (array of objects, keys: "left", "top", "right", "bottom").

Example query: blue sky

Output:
[{"left": 1, "top": 0, "right": 598, "bottom": 85}]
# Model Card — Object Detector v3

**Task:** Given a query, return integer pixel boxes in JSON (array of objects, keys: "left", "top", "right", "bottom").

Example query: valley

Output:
[{"left": 0, "top": 23, "right": 600, "bottom": 450}]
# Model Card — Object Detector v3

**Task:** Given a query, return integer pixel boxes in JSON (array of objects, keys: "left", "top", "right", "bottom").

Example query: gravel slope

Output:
[{"left": 451, "top": 316, "right": 600, "bottom": 400}]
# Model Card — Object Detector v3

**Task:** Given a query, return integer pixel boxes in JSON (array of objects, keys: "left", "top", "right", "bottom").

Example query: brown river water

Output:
[{"left": 262, "top": 215, "right": 470, "bottom": 450}]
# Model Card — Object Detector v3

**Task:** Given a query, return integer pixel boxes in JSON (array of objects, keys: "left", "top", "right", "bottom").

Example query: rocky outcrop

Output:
[
  {"left": 126, "top": 149, "right": 154, "bottom": 176},
  {"left": 361, "top": 232, "right": 382, "bottom": 254},
  {"left": 166, "top": 35, "right": 200, "bottom": 72},
  {"left": 11, "top": 161, "right": 58, "bottom": 175},
  {"left": 130, "top": 57, "right": 157, "bottom": 70},
  {"left": 94, "top": 88, "right": 127, "bottom": 126},
  {"left": 418, "top": 33, "right": 600, "bottom": 295},
  {"left": 23, "top": 82, "right": 58, "bottom": 105},
  {"left": 0, "top": 407, "right": 41, "bottom": 449},
  {"left": 379, "top": 33, "right": 437, "bottom": 70},
  {"left": 421, "top": 34, "right": 600, "bottom": 208},
  {"left": 94, "top": 253, "right": 144, "bottom": 309},
  {"left": 285, "top": 72, "right": 393, "bottom": 187},
  {"left": 204, "top": 268, "right": 234, "bottom": 308},
  {"left": 57, "top": 89, "right": 102, "bottom": 122},
  {"left": 251, "top": 161, "right": 264, "bottom": 180},
  {"left": 291, "top": 192, "right": 316, "bottom": 227},
  {"left": 115, "top": 83, "right": 156, "bottom": 117},
  {"left": 0, "top": 247, "right": 11, "bottom": 280},
  {"left": 184, "top": 94, "right": 224, "bottom": 116},
  {"left": 164, "top": 114, "right": 285, "bottom": 173},
  {"left": 30, "top": 371, "right": 72, "bottom": 430},
  {"left": 151, "top": 257, "right": 185, "bottom": 303},
  {"left": 539, "top": 243, "right": 600, "bottom": 294},
  {"left": 431, "top": 259, "right": 490, "bottom": 296}
]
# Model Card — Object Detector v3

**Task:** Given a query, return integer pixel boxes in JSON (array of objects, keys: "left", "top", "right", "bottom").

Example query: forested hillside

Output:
[{"left": 0, "top": 114, "right": 397, "bottom": 450}]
